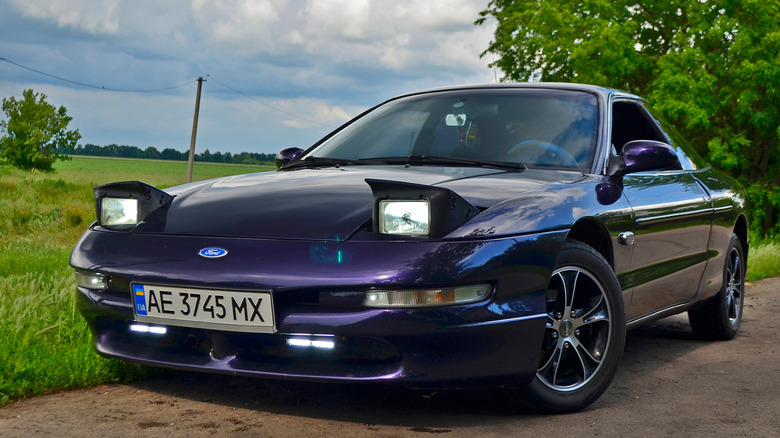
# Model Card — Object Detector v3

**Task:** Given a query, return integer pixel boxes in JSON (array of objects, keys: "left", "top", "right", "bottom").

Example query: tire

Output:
[
  {"left": 688, "top": 234, "right": 745, "bottom": 340},
  {"left": 523, "top": 240, "right": 626, "bottom": 413}
]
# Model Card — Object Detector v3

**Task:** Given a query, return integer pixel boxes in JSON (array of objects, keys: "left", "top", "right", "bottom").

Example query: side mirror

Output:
[
  {"left": 275, "top": 147, "right": 304, "bottom": 169},
  {"left": 612, "top": 140, "right": 679, "bottom": 176}
]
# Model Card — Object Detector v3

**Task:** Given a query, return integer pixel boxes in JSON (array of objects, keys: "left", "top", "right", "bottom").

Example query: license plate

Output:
[{"left": 131, "top": 284, "right": 275, "bottom": 333}]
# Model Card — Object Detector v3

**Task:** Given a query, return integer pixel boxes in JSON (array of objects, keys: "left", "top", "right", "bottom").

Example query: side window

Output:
[
  {"left": 611, "top": 100, "right": 682, "bottom": 171},
  {"left": 610, "top": 100, "right": 666, "bottom": 154}
]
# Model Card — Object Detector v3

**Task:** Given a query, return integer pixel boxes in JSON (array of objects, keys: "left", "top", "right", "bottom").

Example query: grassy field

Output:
[
  {"left": 745, "top": 241, "right": 780, "bottom": 282},
  {"left": 0, "top": 157, "right": 272, "bottom": 406},
  {"left": 0, "top": 155, "right": 777, "bottom": 407}
]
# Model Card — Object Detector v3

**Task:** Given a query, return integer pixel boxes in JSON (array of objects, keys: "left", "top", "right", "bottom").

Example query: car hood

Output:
[{"left": 157, "top": 166, "right": 587, "bottom": 240}]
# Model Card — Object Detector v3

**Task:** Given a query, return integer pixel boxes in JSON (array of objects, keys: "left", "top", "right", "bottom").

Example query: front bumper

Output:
[{"left": 72, "top": 229, "right": 565, "bottom": 387}]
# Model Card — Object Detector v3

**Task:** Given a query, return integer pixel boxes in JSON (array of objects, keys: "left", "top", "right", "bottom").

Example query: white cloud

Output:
[
  {"left": 304, "top": 0, "right": 374, "bottom": 40},
  {"left": 426, "top": 25, "right": 496, "bottom": 70},
  {"left": 286, "top": 30, "right": 306, "bottom": 45},
  {"left": 391, "top": 0, "right": 486, "bottom": 31},
  {"left": 303, "top": 0, "right": 484, "bottom": 40},
  {"left": 296, "top": 0, "right": 494, "bottom": 74},
  {"left": 277, "top": 99, "right": 359, "bottom": 128},
  {"left": 9, "top": 0, "right": 120, "bottom": 34},
  {"left": 190, "top": 0, "right": 285, "bottom": 54}
]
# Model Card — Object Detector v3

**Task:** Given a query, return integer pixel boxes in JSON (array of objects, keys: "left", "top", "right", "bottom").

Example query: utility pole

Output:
[{"left": 186, "top": 76, "right": 205, "bottom": 183}]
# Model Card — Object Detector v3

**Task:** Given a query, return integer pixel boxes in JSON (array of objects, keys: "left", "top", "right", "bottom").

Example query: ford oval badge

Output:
[{"left": 199, "top": 248, "right": 228, "bottom": 259}]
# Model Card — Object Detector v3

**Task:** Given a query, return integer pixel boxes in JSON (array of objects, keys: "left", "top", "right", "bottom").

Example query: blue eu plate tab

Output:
[{"left": 133, "top": 284, "right": 147, "bottom": 315}]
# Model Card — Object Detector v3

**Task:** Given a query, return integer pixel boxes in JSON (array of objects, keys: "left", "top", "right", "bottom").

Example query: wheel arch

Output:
[
  {"left": 566, "top": 218, "right": 614, "bottom": 269},
  {"left": 734, "top": 213, "right": 749, "bottom": 264}
]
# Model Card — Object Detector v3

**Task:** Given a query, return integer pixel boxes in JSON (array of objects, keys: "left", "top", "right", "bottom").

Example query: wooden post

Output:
[{"left": 186, "top": 77, "right": 205, "bottom": 183}]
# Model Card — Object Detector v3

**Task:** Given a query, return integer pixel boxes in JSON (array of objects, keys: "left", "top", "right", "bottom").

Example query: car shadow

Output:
[
  {"left": 603, "top": 313, "right": 711, "bottom": 404},
  {"left": 129, "top": 314, "right": 713, "bottom": 427}
]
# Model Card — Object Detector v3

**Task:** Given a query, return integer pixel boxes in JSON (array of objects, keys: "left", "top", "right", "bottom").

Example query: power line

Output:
[
  {"left": 1, "top": 55, "right": 335, "bottom": 128},
  {"left": 0, "top": 56, "right": 195, "bottom": 93},
  {"left": 207, "top": 75, "right": 333, "bottom": 128}
]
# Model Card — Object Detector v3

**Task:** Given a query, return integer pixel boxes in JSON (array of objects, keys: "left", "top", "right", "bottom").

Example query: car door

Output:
[{"left": 611, "top": 99, "right": 712, "bottom": 322}]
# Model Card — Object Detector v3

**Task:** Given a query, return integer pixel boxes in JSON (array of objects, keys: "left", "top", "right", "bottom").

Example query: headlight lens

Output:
[
  {"left": 100, "top": 197, "right": 139, "bottom": 227},
  {"left": 363, "top": 284, "right": 491, "bottom": 307},
  {"left": 74, "top": 271, "right": 108, "bottom": 290},
  {"left": 379, "top": 199, "right": 430, "bottom": 236}
]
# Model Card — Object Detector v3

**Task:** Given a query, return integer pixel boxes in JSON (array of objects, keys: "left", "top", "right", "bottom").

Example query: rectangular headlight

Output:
[
  {"left": 363, "top": 284, "right": 491, "bottom": 307},
  {"left": 100, "top": 197, "right": 139, "bottom": 227},
  {"left": 94, "top": 181, "right": 175, "bottom": 231},
  {"left": 379, "top": 199, "right": 430, "bottom": 236}
]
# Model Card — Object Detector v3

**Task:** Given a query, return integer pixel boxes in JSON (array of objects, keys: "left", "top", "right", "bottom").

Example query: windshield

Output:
[{"left": 304, "top": 89, "right": 599, "bottom": 171}]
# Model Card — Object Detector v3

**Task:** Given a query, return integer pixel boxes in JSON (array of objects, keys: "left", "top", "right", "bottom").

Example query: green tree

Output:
[
  {"left": 0, "top": 89, "right": 80, "bottom": 171},
  {"left": 477, "top": 0, "right": 780, "bottom": 238},
  {"left": 144, "top": 146, "right": 161, "bottom": 159}
]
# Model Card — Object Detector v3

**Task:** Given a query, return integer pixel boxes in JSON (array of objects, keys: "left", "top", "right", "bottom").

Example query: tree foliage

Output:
[
  {"left": 0, "top": 89, "right": 80, "bottom": 171},
  {"left": 63, "top": 143, "right": 276, "bottom": 165},
  {"left": 477, "top": 0, "right": 780, "bottom": 238}
]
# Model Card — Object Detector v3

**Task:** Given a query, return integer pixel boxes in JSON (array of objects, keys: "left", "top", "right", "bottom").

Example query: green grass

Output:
[
  {"left": 0, "top": 156, "right": 272, "bottom": 406},
  {"left": 54, "top": 156, "right": 275, "bottom": 188},
  {"left": 0, "top": 271, "right": 148, "bottom": 405},
  {"left": 746, "top": 241, "right": 780, "bottom": 282}
]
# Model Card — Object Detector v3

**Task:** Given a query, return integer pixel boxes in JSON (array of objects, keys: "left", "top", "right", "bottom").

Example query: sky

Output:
[{"left": 0, "top": 0, "right": 499, "bottom": 155}]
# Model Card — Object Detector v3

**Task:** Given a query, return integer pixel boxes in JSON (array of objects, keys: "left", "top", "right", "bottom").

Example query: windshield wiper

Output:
[
  {"left": 281, "top": 156, "right": 387, "bottom": 169},
  {"left": 390, "top": 154, "right": 526, "bottom": 172},
  {"left": 282, "top": 154, "right": 525, "bottom": 172}
]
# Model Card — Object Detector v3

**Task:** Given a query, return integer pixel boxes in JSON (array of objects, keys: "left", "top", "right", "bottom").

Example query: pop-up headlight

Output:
[
  {"left": 94, "top": 181, "right": 174, "bottom": 231},
  {"left": 100, "top": 198, "right": 139, "bottom": 227},
  {"left": 366, "top": 179, "right": 478, "bottom": 238},
  {"left": 379, "top": 199, "right": 430, "bottom": 235}
]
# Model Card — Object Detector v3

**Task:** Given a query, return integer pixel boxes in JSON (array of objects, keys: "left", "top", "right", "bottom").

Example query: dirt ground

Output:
[{"left": 2, "top": 278, "right": 778, "bottom": 437}]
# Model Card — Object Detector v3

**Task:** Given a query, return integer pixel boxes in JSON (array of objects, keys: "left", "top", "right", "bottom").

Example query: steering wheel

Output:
[{"left": 505, "top": 139, "right": 580, "bottom": 167}]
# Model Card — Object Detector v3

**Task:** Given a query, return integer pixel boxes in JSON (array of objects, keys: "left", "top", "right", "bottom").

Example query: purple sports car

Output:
[{"left": 71, "top": 83, "right": 748, "bottom": 412}]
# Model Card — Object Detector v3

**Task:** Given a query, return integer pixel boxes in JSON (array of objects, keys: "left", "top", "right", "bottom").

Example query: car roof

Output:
[{"left": 396, "top": 82, "right": 640, "bottom": 102}]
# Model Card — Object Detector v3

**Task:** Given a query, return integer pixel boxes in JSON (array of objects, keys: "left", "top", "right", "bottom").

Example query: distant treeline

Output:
[{"left": 62, "top": 144, "right": 276, "bottom": 165}]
